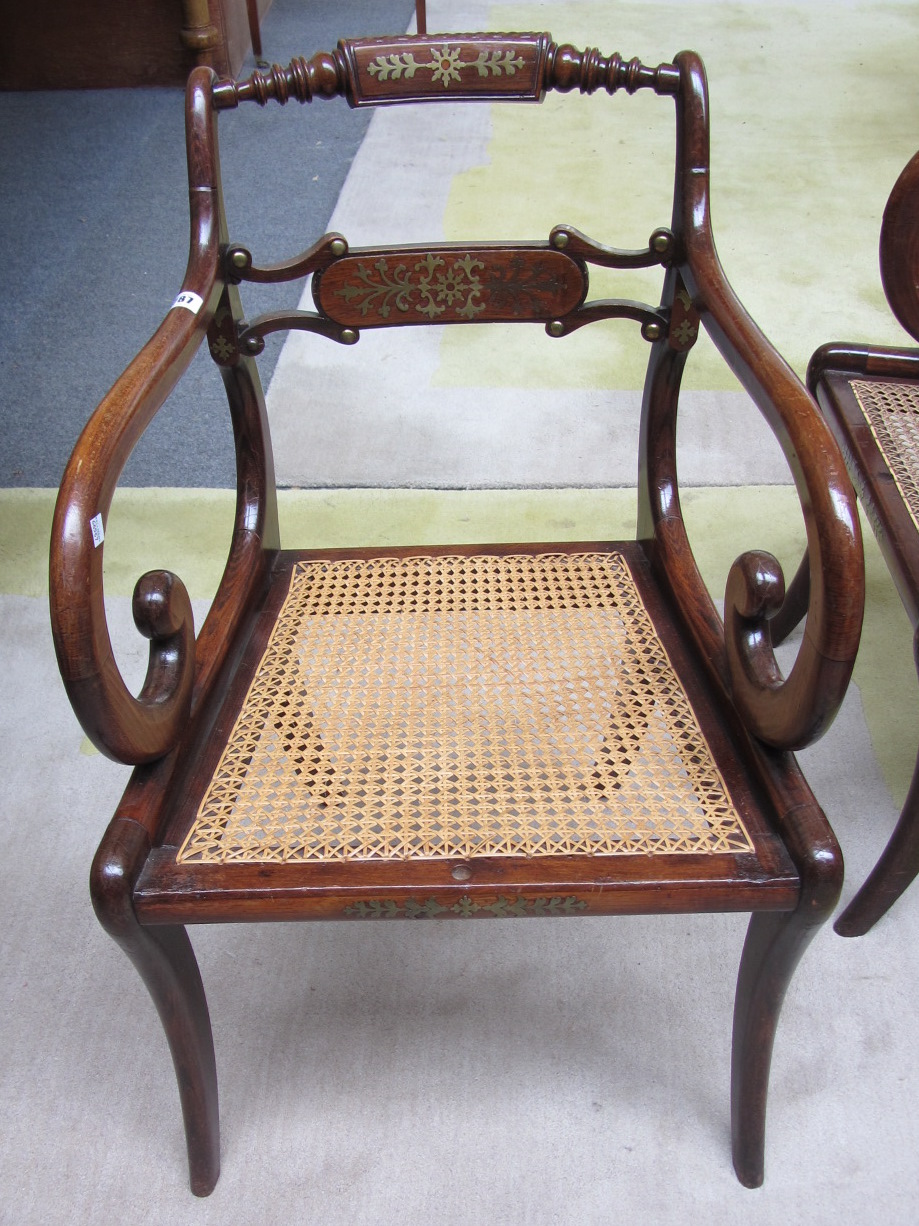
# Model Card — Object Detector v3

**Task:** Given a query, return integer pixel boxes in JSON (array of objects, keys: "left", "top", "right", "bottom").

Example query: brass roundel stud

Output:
[
  {"left": 340, "top": 328, "right": 358, "bottom": 345},
  {"left": 651, "top": 230, "right": 671, "bottom": 255},
  {"left": 552, "top": 231, "right": 570, "bottom": 249},
  {"left": 329, "top": 238, "right": 347, "bottom": 257},
  {"left": 548, "top": 320, "right": 566, "bottom": 337},
  {"left": 243, "top": 334, "right": 264, "bottom": 355},
  {"left": 451, "top": 864, "right": 472, "bottom": 883},
  {"left": 230, "top": 248, "right": 249, "bottom": 270},
  {"left": 642, "top": 320, "right": 663, "bottom": 342}
]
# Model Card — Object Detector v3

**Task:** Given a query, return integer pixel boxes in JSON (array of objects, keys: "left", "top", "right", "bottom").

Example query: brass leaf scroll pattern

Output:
[
  {"left": 344, "top": 895, "right": 588, "bottom": 919},
  {"left": 336, "top": 253, "right": 485, "bottom": 322},
  {"left": 368, "top": 44, "right": 526, "bottom": 89}
]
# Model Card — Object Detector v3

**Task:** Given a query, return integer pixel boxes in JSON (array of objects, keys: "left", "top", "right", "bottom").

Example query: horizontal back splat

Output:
[{"left": 313, "top": 246, "right": 588, "bottom": 327}]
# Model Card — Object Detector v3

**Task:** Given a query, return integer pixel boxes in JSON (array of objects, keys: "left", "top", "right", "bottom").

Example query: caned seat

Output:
[
  {"left": 137, "top": 544, "right": 799, "bottom": 922},
  {"left": 846, "top": 381, "right": 919, "bottom": 514},
  {"left": 50, "top": 33, "right": 863, "bottom": 1196},
  {"left": 772, "top": 150, "right": 919, "bottom": 935},
  {"left": 181, "top": 551, "right": 754, "bottom": 866}
]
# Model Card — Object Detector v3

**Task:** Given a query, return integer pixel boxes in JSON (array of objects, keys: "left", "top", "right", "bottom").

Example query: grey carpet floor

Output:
[{"left": 0, "top": 0, "right": 416, "bottom": 488}]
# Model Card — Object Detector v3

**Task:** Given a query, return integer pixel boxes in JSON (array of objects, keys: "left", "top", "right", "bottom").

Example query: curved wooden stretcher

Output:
[{"left": 49, "top": 33, "right": 864, "bottom": 1194}]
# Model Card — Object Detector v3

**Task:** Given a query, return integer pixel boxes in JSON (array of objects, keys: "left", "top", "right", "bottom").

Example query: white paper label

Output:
[
  {"left": 89, "top": 513, "right": 104, "bottom": 548},
  {"left": 171, "top": 291, "right": 204, "bottom": 314}
]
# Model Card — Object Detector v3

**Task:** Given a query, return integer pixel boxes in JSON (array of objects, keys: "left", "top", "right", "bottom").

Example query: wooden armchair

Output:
[
  {"left": 49, "top": 34, "right": 864, "bottom": 1195},
  {"left": 772, "top": 149, "right": 919, "bottom": 937}
]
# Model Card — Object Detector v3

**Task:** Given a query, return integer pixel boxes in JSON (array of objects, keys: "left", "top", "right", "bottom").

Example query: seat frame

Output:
[
  {"left": 50, "top": 34, "right": 863, "bottom": 1195},
  {"left": 772, "top": 149, "right": 919, "bottom": 936}
]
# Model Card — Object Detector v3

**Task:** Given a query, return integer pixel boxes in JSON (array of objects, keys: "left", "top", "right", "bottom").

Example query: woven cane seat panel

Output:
[
  {"left": 852, "top": 379, "right": 919, "bottom": 532},
  {"left": 177, "top": 552, "right": 754, "bottom": 864}
]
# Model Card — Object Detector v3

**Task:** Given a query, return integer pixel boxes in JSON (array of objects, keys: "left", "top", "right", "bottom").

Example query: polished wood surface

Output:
[
  {"left": 210, "top": 36, "right": 681, "bottom": 109},
  {"left": 49, "top": 35, "right": 863, "bottom": 1195},
  {"left": 0, "top": 0, "right": 270, "bottom": 89},
  {"left": 773, "top": 149, "right": 919, "bottom": 936},
  {"left": 879, "top": 150, "right": 919, "bottom": 347},
  {"left": 312, "top": 245, "right": 589, "bottom": 327}
]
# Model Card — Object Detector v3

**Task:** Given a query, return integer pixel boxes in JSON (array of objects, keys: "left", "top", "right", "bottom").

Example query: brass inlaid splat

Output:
[{"left": 313, "top": 245, "right": 587, "bottom": 327}]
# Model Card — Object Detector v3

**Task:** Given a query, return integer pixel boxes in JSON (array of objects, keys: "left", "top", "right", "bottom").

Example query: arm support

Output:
[
  {"left": 50, "top": 73, "right": 223, "bottom": 764},
  {"left": 670, "top": 52, "right": 864, "bottom": 750}
]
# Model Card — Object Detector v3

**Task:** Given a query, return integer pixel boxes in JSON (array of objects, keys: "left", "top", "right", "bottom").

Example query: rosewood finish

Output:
[
  {"left": 312, "top": 245, "right": 588, "bottom": 327},
  {"left": 210, "top": 36, "right": 682, "bottom": 110},
  {"left": 49, "top": 33, "right": 863, "bottom": 1196},
  {"left": 772, "top": 148, "right": 919, "bottom": 936}
]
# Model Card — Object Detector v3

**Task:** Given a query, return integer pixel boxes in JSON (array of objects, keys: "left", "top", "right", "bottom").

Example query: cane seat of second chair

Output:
[
  {"left": 49, "top": 34, "right": 863, "bottom": 1196},
  {"left": 773, "top": 148, "right": 919, "bottom": 937}
]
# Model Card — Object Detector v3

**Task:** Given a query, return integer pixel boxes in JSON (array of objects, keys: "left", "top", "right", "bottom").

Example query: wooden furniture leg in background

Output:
[
  {"left": 835, "top": 626, "right": 919, "bottom": 936},
  {"left": 181, "top": 0, "right": 221, "bottom": 67},
  {"left": 246, "top": 0, "right": 263, "bottom": 59}
]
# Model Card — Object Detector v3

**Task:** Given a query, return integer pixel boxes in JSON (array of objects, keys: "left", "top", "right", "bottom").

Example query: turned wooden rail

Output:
[{"left": 211, "top": 35, "right": 681, "bottom": 108}]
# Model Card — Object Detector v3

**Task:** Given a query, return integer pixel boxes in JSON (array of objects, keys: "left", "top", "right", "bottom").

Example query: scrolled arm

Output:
[
  {"left": 50, "top": 300, "right": 215, "bottom": 764},
  {"left": 132, "top": 569, "right": 196, "bottom": 713},
  {"left": 723, "top": 543, "right": 859, "bottom": 750},
  {"left": 50, "top": 68, "right": 222, "bottom": 765},
  {"left": 672, "top": 51, "right": 864, "bottom": 750}
]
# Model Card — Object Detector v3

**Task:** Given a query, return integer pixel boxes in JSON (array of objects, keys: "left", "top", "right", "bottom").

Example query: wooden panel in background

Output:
[{"left": 0, "top": 0, "right": 272, "bottom": 89}]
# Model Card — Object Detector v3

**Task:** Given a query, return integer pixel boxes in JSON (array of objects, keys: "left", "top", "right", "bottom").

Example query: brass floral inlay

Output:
[
  {"left": 209, "top": 336, "right": 234, "bottom": 361},
  {"left": 343, "top": 895, "right": 589, "bottom": 919},
  {"left": 672, "top": 319, "right": 697, "bottom": 346},
  {"left": 335, "top": 253, "right": 485, "bottom": 321},
  {"left": 669, "top": 285, "right": 700, "bottom": 352},
  {"left": 367, "top": 44, "right": 526, "bottom": 89}
]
